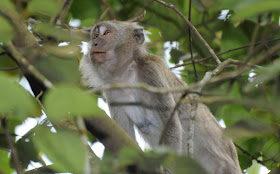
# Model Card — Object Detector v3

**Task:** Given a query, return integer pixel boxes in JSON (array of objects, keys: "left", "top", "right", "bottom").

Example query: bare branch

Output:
[
  {"left": 0, "top": 66, "right": 19, "bottom": 71},
  {"left": 187, "top": 0, "right": 198, "bottom": 82},
  {"left": 4, "top": 42, "right": 53, "bottom": 89},
  {"left": 98, "top": 0, "right": 116, "bottom": 20},
  {"left": 97, "top": 8, "right": 110, "bottom": 23},
  {"left": 1, "top": 118, "right": 22, "bottom": 173},
  {"left": 19, "top": 165, "right": 54, "bottom": 174},
  {"left": 0, "top": 8, "right": 41, "bottom": 62},
  {"left": 128, "top": 10, "right": 146, "bottom": 22},
  {"left": 154, "top": 0, "right": 221, "bottom": 64},
  {"left": 84, "top": 116, "right": 141, "bottom": 156},
  {"left": 234, "top": 143, "right": 265, "bottom": 166},
  {"left": 77, "top": 117, "right": 91, "bottom": 174},
  {"left": 50, "top": 0, "right": 73, "bottom": 24},
  {"left": 209, "top": 43, "right": 280, "bottom": 85},
  {"left": 171, "top": 37, "right": 280, "bottom": 69}
]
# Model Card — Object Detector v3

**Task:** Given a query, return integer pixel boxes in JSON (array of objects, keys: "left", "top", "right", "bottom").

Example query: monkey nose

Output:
[{"left": 93, "top": 41, "right": 98, "bottom": 46}]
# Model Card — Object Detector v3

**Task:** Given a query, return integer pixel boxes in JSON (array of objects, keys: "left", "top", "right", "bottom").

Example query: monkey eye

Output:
[
  {"left": 104, "top": 30, "right": 110, "bottom": 35},
  {"left": 93, "top": 34, "right": 99, "bottom": 39}
]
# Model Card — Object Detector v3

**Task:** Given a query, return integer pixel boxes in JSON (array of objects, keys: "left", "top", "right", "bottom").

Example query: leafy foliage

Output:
[
  {"left": 0, "top": 0, "right": 280, "bottom": 174},
  {"left": 44, "top": 85, "right": 104, "bottom": 122}
]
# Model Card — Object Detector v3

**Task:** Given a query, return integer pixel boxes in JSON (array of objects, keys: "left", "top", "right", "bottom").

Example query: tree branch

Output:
[
  {"left": 154, "top": 0, "right": 221, "bottom": 64},
  {"left": 171, "top": 37, "right": 280, "bottom": 69},
  {"left": 4, "top": 42, "right": 53, "bottom": 89},
  {"left": 187, "top": 0, "right": 198, "bottom": 82},
  {"left": 1, "top": 118, "right": 22, "bottom": 173},
  {"left": 98, "top": 0, "right": 116, "bottom": 20},
  {"left": 84, "top": 116, "right": 141, "bottom": 156},
  {"left": 128, "top": 10, "right": 146, "bottom": 22},
  {"left": 0, "top": 8, "right": 41, "bottom": 62},
  {"left": 50, "top": 0, "right": 73, "bottom": 25},
  {"left": 0, "top": 66, "right": 19, "bottom": 71},
  {"left": 234, "top": 143, "right": 265, "bottom": 166}
]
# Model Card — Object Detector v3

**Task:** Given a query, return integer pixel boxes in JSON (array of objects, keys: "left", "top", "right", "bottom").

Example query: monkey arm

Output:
[
  {"left": 134, "top": 56, "right": 184, "bottom": 152},
  {"left": 104, "top": 90, "right": 137, "bottom": 141}
]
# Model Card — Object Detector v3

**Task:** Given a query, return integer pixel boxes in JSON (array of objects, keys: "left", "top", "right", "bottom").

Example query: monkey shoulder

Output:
[{"left": 135, "top": 54, "right": 184, "bottom": 88}]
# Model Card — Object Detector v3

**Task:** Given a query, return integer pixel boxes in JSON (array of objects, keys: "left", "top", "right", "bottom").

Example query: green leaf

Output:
[
  {"left": 246, "top": 160, "right": 262, "bottom": 174},
  {"left": 146, "top": 27, "right": 162, "bottom": 43},
  {"left": 70, "top": 0, "right": 100, "bottom": 20},
  {"left": 216, "top": 0, "right": 243, "bottom": 10},
  {"left": 0, "top": 149, "right": 14, "bottom": 174},
  {"left": 33, "top": 23, "right": 73, "bottom": 41},
  {"left": 0, "top": 0, "right": 14, "bottom": 11},
  {"left": 81, "top": 18, "right": 96, "bottom": 27},
  {"left": 237, "top": 152, "right": 253, "bottom": 170},
  {"left": 220, "top": 23, "right": 249, "bottom": 58},
  {"left": 27, "top": 0, "right": 60, "bottom": 16},
  {"left": 170, "top": 49, "right": 185, "bottom": 64},
  {"left": 44, "top": 85, "right": 104, "bottom": 122},
  {"left": 35, "top": 55, "right": 80, "bottom": 84},
  {"left": 233, "top": 0, "right": 280, "bottom": 21},
  {"left": 262, "top": 137, "right": 280, "bottom": 166},
  {"left": 0, "top": 74, "right": 37, "bottom": 120},
  {"left": 172, "top": 156, "right": 207, "bottom": 174},
  {"left": 0, "top": 16, "right": 14, "bottom": 44},
  {"left": 15, "top": 134, "right": 40, "bottom": 169},
  {"left": 119, "top": 147, "right": 142, "bottom": 167},
  {"left": 224, "top": 119, "right": 274, "bottom": 140},
  {"left": 215, "top": 105, "right": 251, "bottom": 126},
  {"left": 33, "top": 126, "right": 86, "bottom": 173}
]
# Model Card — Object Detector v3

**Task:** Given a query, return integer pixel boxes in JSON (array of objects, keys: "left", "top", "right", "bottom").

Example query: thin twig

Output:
[
  {"left": 186, "top": 0, "right": 198, "bottom": 158},
  {"left": 51, "top": 0, "right": 73, "bottom": 24},
  {"left": 171, "top": 37, "right": 280, "bottom": 69},
  {"left": 154, "top": 0, "right": 221, "bottom": 64},
  {"left": 128, "top": 10, "right": 146, "bottom": 22},
  {"left": 4, "top": 42, "right": 53, "bottom": 89},
  {"left": 35, "top": 91, "right": 45, "bottom": 109},
  {"left": 234, "top": 143, "right": 265, "bottom": 166},
  {"left": 188, "top": 0, "right": 198, "bottom": 82},
  {"left": 158, "top": 59, "right": 241, "bottom": 148},
  {"left": 0, "top": 66, "right": 19, "bottom": 71},
  {"left": 19, "top": 165, "right": 54, "bottom": 174},
  {"left": 209, "top": 43, "right": 280, "bottom": 85},
  {"left": 98, "top": 0, "right": 116, "bottom": 20},
  {"left": 134, "top": 0, "right": 153, "bottom": 16},
  {"left": 1, "top": 118, "right": 22, "bottom": 173},
  {"left": 246, "top": 16, "right": 261, "bottom": 59},
  {"left": 187, "top": 94, "right": 198, "bottom": 157},
  {"left": 77, "top": 117, "right": 91, "bottom": 174},
  {"left": 97, "top": 8, "right": 110, "bottom": 23},
  {"left": 0, "top": 51, "right": 6, "bottom": 56}
]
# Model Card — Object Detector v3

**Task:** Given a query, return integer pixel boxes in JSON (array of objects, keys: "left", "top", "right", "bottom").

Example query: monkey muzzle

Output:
[{"left": 90, "top": 51, "right": 106, "bottom": 64}]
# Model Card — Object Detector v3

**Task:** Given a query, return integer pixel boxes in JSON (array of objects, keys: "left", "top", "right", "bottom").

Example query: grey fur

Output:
[{"left": 79, "top": 21, "right": 242, "bottom": 174}]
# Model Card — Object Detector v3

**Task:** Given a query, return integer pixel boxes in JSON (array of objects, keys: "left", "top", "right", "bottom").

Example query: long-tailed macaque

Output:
[{"left": 79, "top": 20, "right": 242, "bottom": 174}]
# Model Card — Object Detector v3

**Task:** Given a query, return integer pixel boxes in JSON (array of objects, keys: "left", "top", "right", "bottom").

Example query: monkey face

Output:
[{"left": 90, "top": 23, "right": 116, "bottom": 64}]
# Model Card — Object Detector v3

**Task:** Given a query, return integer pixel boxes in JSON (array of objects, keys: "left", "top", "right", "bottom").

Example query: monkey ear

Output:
[{"left": 134, "top": 28, "right": 145, "bottom": 45}]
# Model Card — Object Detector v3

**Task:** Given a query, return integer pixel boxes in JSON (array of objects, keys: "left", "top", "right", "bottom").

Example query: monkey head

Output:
[
  {"left": 89, "top": 21, "right": 145, "bottom": 66},
  {"left": 80, "top": 21, "right": 146, "bottom": 87}
]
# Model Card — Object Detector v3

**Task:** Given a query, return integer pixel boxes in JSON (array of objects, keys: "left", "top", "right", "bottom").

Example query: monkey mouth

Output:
[
  {"left": 90, "top": 51, "right": 106, "bottom": 64},
  {"left": 91, "top": 51, "right": 106, "bottom": 56}
]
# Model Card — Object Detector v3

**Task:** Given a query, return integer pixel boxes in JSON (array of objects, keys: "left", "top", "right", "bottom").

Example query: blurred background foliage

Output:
[{"left": 0, "top": 0, "right": 280, "bottom": 173}]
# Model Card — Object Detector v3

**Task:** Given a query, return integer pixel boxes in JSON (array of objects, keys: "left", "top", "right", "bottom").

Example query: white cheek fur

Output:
[{"left": 79, "top": 53, "right": 104, "bottom": 89}]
